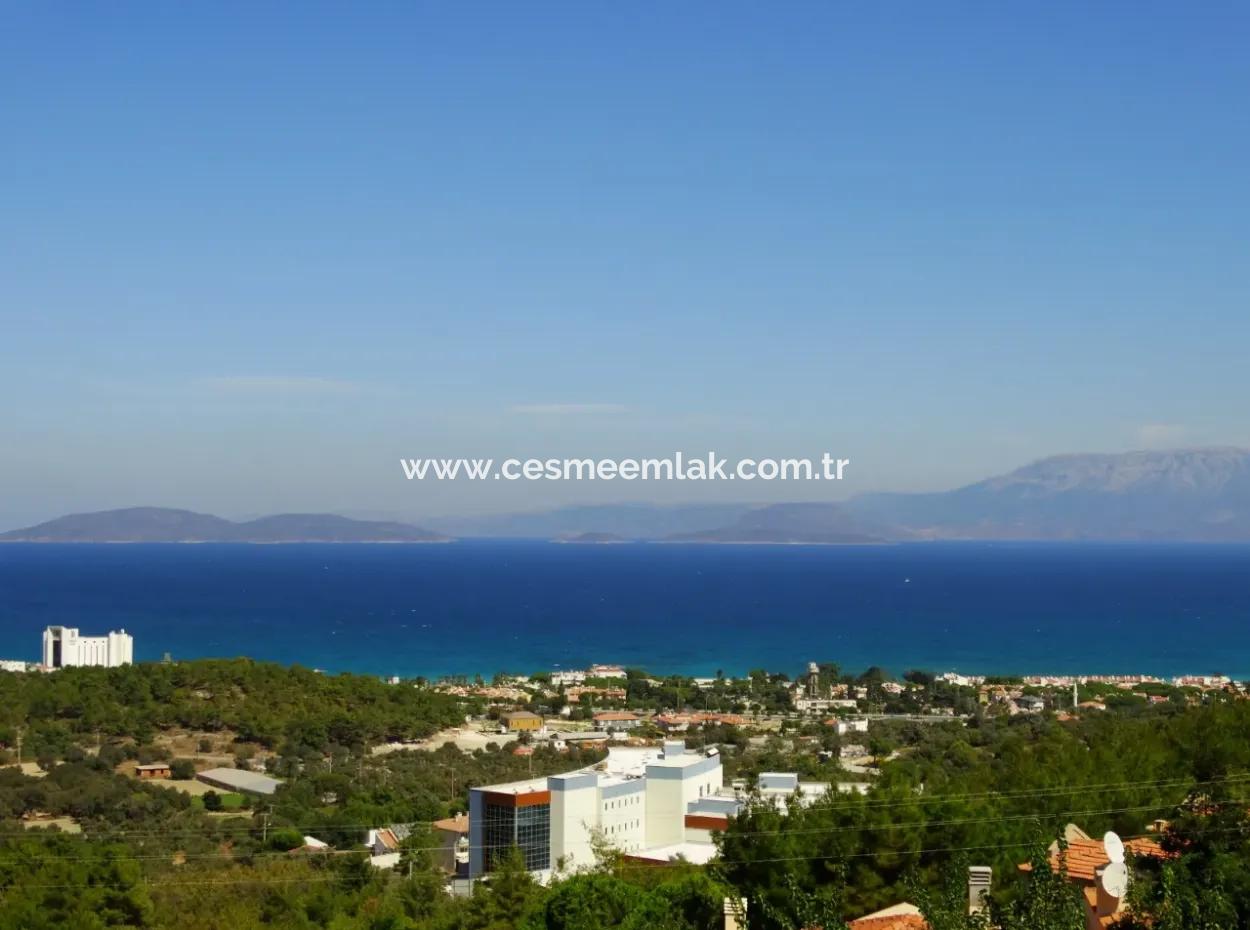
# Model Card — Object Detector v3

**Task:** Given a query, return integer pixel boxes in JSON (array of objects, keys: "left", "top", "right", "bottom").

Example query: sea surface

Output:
[{"left": 1, "top": 541, "right": 1248, "bottom": 680}]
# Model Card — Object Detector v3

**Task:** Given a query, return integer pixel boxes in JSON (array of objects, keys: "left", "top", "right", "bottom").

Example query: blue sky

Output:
[{"left": 2, "top": 2, "right": 1248, "bottom": 526}]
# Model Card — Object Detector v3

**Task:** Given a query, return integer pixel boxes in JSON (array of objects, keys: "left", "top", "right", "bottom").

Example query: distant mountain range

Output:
[
  {"left": 668, "top": 503, "right": 890, "bottom": 545},
  {"left": 8, "top": 449, "right": 1250, "bottom": 544},
  {"left": 439, "top": 448, "right": 1250, "bottom": 544},
  {"left": 841, "top": 447, "right": 1250, "bottom": 542},
  {"left": 0, "top": 507, "right": 448, "bottom": 543}
]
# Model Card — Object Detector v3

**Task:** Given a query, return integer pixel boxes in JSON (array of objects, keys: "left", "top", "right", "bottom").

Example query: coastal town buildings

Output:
[
  {"left": 794, "top": 696, "right": 858, "bottom": 714},
  {"left": 826, "top": 717, "right": 870, "bottom": 736},
  {"left": 549, "top": 664, "right": 627, "bottom": 685},
  {"left": 565, "top": 685, "right": 627, "bottom": 703},
  {"left": 588, "top": 664, "right": 626, "bottom": 678},
  {"left": 41, "top": 626, "right": 133, "bottom": 668},
  {"left": 655, "top": 712, "right": 749, "bottom": 732},
  {"left": 548, "top": 731, "right": 610, "bottom": 751},
  {"left": 592, "top": 711, "right": 641, "bottom": 732},
  {"left": 937, "top": 672, "right": 985, "bottom": 687}
]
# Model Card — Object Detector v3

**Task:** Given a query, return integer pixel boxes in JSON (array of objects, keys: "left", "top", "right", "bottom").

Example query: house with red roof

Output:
[{"left": 1018, "top": 825, "right": 1168, "bottom": 929}]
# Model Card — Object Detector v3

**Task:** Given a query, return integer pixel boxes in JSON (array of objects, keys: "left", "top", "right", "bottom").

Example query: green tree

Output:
[{"left": 466, "top": 847, "right": 544, "bottom": 930}]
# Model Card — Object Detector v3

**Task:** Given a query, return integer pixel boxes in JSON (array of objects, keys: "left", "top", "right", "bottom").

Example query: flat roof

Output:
[
  {"left": 603, "top": 746, "right": 663, "bottom": 777},
  {"left": 629, "top": 842, "right": 717, "bottom": 865},
  {"left": 648, "top": 750, "right": 711, "bottom": 770},
  {"left": 196, "top": 767, "right": 282, "bottom": 795},
  {"left": 472, "top": 775, "right": 550, "bottom": 795}
]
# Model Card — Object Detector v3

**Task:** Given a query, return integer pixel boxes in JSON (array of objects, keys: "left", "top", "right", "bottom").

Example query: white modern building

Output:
[
  {"left": 42, "top": 626, "right": 134, "bottom": 669},
  {"left": 466, "top": 742, "right": 836, "bottom": 885},
  {"left": 468, "top": 740, "right": 725, "bottom": 881}
]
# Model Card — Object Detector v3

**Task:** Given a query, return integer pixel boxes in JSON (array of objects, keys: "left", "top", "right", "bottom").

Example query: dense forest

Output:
[{"left": 0, "top": 660, "right": 467, "bottom": 760}]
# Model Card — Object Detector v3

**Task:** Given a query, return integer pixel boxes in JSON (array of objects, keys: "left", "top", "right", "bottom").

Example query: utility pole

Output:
[{"left": 14, "top": 727, "right": 22, "bottom": 767}]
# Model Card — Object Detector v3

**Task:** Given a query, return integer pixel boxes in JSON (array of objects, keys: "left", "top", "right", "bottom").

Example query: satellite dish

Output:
[
  {"left": 1104, "top": 830, "right": 1125, "bottom": 864},
  {"left": 1102, "top": 861, "right": 1129, "bottom": 899}
]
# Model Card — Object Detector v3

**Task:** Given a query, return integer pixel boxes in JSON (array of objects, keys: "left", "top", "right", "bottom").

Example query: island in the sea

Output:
[
  {"left": 0, "top": 507, "right": 449, "bottom": 543},
  {"left": 552, "top": 531, "right": 634, "bottom": 544}
]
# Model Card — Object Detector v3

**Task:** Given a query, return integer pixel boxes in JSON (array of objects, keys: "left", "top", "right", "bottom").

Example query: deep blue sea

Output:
[{"left": 1, "top": 542, "right": 1248, "bottom": 680}]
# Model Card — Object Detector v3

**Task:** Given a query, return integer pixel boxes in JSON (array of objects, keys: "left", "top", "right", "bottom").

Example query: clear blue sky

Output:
[{"left": 2, "top": 2, "right": 1248, "bottom": 526}]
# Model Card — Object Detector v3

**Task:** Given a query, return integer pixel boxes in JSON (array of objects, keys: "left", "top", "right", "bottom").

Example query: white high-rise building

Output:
[{"left": 42, "top": 626, "right": 134, "bottom": 668}]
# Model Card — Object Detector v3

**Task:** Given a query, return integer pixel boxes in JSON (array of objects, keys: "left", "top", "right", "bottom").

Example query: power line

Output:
[
  {"left": 4, "top": 823, "right": 1241, "bottom": 891},
  {"left": 3, "top": 770, "right": 1245, "bottom": 841},
  {"left": 2, "top": 796, "right": 1229, "bottom": 865}
]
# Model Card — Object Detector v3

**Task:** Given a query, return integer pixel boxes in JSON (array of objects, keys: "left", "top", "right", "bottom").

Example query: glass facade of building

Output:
[{"left": 482, "top": 800, "right": 551, "bottom": 873}]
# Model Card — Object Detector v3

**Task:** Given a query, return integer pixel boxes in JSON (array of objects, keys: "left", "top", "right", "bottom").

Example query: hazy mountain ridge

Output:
[
  {"left": 842, "top": 447, "right": 1250, "bottom": 541},
  {"left": 0, "top": 507, "right": 448, "bottom": 543},
  {"left": 8, "top": 449, "right": 1250, "bottom": 543},
  {"left": 668, "top": 502, "right": 892, "bottom": 544}
]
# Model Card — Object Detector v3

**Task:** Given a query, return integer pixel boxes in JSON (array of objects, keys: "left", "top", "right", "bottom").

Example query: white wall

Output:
[
  {"left": 599, "top": 785, "right": 646, "bottom": 853},
  {"left": 644, "top": 754, "right": 722, "bottom": 848},
  {"left": 549, "top": 775, "right": 599, "bottom": 872}
]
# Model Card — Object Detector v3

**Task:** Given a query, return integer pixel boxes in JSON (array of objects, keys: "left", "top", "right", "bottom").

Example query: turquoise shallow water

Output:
[{"left": 1, "top": 540, "right": 1248, "bottom": 680}]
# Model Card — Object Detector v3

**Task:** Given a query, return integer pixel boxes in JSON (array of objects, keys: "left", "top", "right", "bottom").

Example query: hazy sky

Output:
[{"left": 3, "top": 2, "right": 1249, "bottom": 528}]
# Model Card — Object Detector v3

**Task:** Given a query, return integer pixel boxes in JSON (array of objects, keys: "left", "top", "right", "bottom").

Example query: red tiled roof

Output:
[
  {"left": 847, "top": 914, "right": 928, "bottom": 930},
  {"left": 432, "top": 814, "right": 469, "bottom": 834},
  {"left": 841, "top": 903, "right": 928, "bottom": 930},
  {"left": 1020, "top": 836, "right": 1166, "bottom": 883}
]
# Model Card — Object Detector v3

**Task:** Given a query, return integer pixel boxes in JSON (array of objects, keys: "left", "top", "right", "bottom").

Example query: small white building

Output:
[{"left": 42, "top": 626, "right": 133, "bottom": 669}]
